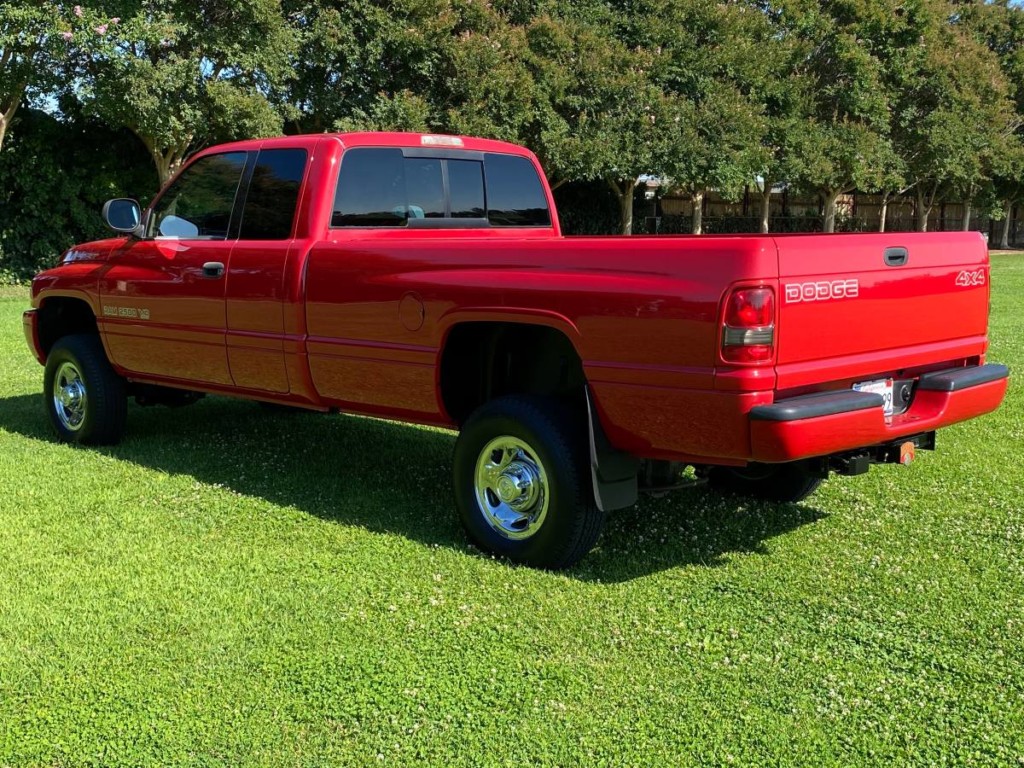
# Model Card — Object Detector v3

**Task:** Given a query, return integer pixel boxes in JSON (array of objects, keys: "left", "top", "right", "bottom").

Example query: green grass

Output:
[{"left": 1, "top": 259, "right": 1021, "bottom": 767}]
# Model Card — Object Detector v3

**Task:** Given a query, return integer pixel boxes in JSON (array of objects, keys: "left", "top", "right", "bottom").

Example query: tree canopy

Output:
[{"left": 1, "top": 0, "right": 1022, "bottom": 237}]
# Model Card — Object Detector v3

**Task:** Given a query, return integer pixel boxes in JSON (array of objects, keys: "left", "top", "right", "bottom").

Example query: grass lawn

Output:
[{"left": 0, "top": 258, "right": 1021, "bottom": 767}]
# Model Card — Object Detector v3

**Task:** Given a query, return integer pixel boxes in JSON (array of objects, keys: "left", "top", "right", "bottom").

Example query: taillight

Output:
[{"left": 722, "top": 287, "right": 775, "bottom": 363}]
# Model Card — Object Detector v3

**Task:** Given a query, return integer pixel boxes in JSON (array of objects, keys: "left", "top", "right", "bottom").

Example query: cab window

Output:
[
  {"left": 239, "top": 148, "right": 308, "bottom": 240},
  {"left": 483, "top": 153, "right": 551, "bottom": 227},
  {"left": 331, "top": 147, "right": 550, "bottom": 228},
  {"left": 149, "top": 152, "right": 247, "bottom": 239}
]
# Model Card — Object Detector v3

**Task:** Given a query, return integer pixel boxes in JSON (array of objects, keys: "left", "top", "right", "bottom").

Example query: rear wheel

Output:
[
  {"left": 708, "top": 462, "right": 822, "bottom": 503},
  {"left": 453, "top": 395, "right": 603, "bottom": 569},
  {"left": 44, "top": 334, "right": 127, "bottom": 445}
]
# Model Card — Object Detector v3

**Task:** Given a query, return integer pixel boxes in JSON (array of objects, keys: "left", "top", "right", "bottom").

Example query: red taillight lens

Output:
[
  {"left": 722, "top": 287, "right": 775, "bottom": 364},
  {"left": 725, "top": 288, "right": 774, "bottom": 327}
]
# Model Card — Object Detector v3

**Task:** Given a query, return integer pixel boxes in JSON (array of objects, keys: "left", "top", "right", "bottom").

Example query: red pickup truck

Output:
[{"left": 24, "top": 132, "right": 1009, "bottom": 568}]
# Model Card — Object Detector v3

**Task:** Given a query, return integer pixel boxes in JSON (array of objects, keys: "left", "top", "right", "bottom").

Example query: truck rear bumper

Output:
[
  {"left": 23, "top": 309, "right": 45, "bottom": 365},
  {"left": 750, "top": 364, "right": 1009, "bottom": 462}
]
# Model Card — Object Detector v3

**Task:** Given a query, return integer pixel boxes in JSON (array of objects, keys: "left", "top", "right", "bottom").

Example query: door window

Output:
[
  {"left": 149, "top": 152, "right": 248, "bottom": 239},
  {"left": 239, "top": 148, "right": 309, "bottom": 239}
]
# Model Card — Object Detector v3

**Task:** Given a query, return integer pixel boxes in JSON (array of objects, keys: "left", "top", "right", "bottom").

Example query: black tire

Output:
[
  {"left": 453, "top": 395, "right": 603, "bottom": 569},
  {"left": 708, "top": 462, "right": 822, "bottom": 503},
  {"left": 44, "top": 334, "right": 127, "bottom": 445}
]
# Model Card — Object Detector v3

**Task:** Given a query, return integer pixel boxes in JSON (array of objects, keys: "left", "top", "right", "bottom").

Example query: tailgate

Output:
[{"left": 774, "top": 232, "right": 990, "bottom": 391}]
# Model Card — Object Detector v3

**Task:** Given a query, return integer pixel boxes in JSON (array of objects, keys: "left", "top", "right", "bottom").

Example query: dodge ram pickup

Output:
[{"left": 24, "top": 132, "right": 1010, "bottom": 568}]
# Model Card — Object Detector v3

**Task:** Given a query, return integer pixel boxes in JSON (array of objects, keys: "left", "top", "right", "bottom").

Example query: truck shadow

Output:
[{"left": 0, "top": 393, "right": 826, "bottom": 582}]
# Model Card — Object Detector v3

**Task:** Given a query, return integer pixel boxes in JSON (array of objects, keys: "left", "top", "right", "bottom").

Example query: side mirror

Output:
[{"left": 102, "top": 198, "right": 142, "bottom": 234}]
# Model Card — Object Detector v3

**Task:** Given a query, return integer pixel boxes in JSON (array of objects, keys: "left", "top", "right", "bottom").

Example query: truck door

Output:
[
  {"left": 225, "top": 146, "right": 309, "bottom": 393},
  {"left": 100, "top": 151, "right": 248, "bottom": 386}
]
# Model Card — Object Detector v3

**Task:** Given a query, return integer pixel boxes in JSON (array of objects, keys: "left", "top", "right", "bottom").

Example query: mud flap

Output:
[{"left": 585, "top": 386, "right": 639, "bottom": 511}]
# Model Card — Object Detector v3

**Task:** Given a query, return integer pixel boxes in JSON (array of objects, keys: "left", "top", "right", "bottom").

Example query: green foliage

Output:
[
  {"left": 79, "top": 0, "right": 297, "bottom": 182},
  {"left": 1, "top": 0, "right": 1023, "bottom": 244},
  {"left": 0, "top": 257, "right": 1022, "bottom": 764},
  {"left": 0, "top": 1, "right": 125, "bottom": 149},
  {"left": 766, "top": 0, "right": 897, "bottom": 224},
  {"left": 962, "top": 1, "right": 1024, "bottom": 211},
  {"left": 0, "top": 106, "right": 156, "bottom": 278},
  {"left": 551, "top": 179, "right": 622, "bottom": 235}
]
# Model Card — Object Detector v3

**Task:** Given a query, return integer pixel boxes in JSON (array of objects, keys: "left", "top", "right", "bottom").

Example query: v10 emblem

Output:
[{"left": 955, "top": 269, "right": 986, "bottom": 287}]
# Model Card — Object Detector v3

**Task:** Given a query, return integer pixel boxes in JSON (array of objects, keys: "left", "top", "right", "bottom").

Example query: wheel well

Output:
[
  {"left": 37, "top": 298, "right": 99, "bottom": 355},
  {"left": 439, "top": 322, "right": 587, "bottom": 425}
]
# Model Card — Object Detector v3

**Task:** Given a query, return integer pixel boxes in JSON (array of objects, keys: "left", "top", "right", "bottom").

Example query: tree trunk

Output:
[
  {"left": 915, "top": 188, "right": 930, "bottom": 232},
  {"left": 608, "top": 178, "right": 637, "bottom": 235},
  {"left": 1000, "top": 202, "right": 1013, "bottom": 249},
  {"left": 913, "top": 185, "right": 937, "bottom": 233},
  {"left": 822, "top": 189, "right": 841, "bottom": 233},
  {"left": 961, "top": 200, "right": 972, "bottom": 231},
  {"left": 136, "top": 130, "right": 192, "bottom": 187},
  {"left": 878, "top": 191, "right": 890, "bottom": 233},
  {"left": 0, "top": 98, "right": 22, "bottom": 154},
  {"left": 691, "top": 189, "right": 704, "bottom": 235},
  {"left": 759, "top": 186, "right": 771, "bottom": 233}
]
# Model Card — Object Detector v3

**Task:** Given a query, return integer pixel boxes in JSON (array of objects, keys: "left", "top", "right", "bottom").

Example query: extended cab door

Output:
[
  {"left": 224, "top": 144, "right": 311, "bottom": 393},
  {"left": 100, "top": 151, "right": 248, "bottom": 385}
]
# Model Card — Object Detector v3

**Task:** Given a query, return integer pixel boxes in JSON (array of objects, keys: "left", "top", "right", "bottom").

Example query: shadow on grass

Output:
[{"left": 0, "top": 392, "right": 826, "bottom": 582}]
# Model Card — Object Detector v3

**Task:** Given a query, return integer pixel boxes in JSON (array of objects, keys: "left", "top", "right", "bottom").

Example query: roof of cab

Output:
[
  {"left": 198, "top": 132, "right": 535, "bottom": 158},
  {"left": 334, "top": 132, "right": 534, "bottom": 157}
]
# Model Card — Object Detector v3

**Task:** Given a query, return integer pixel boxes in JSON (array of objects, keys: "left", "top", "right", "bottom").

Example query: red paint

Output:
[
  {"left": 750, "top": 377, "right": 1008, "bottom": 462},
  {"left": 27, "top": 132, "right": 1008, "bottom": 467}
]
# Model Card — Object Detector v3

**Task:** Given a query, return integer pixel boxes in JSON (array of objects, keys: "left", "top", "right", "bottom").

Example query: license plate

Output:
[{"left": 853, "top": 378, "right": 894, "bottom": 416}]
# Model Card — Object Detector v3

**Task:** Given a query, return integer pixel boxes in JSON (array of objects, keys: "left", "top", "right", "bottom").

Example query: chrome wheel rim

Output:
[
  {"left": 474, "top": 436, "right": 550, "bottom": 540},
  {"left": 53, "top": 361, "right": 87, "bottom": 431}
]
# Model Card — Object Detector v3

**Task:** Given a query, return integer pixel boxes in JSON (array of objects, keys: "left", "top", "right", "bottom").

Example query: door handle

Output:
[
  {"left": 884, "top": 247, "right": 908, "bottom": 267},
  {"left": 202, "top": 261, "right": 225, "bottom": 278}
]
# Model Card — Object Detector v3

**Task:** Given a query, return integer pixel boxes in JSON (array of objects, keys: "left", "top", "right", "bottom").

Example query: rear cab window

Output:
[{"left": 331, "top": 147, "right": 550, "bottom": 229}]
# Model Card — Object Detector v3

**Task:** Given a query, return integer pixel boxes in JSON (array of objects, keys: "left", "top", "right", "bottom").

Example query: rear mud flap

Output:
[{"left": 585, "top": 386, "right": 639, "bottom": 512}]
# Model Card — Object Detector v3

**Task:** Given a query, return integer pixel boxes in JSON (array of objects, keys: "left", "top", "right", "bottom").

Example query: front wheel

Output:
[
  {"left": 453, "top": 395, "right": 603, "bottom": 569},
  {"left": 44, "top": 334, "right": 127, "bottom": 445},
  {"left": 708, "top": 462, "right": 822, "bottom": 503}
]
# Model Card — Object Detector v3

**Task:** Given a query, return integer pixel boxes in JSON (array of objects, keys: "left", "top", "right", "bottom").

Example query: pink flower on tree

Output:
[
  {"left": 73, "top": 5, "right": 82, "bottom": 17},
  {"left": 110, "top": 17, "right": 120, "bottom": 24},
  {"left": 94, "top": 24, "right": 108, "bottom": 34},
  {"left": 61, "top": 31, "right": 74, "bottom": 40}
]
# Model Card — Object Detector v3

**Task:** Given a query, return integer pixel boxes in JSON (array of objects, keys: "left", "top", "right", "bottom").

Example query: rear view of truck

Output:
[{"left": 733, "top": 231, "right": 1008, "bottom": 474}]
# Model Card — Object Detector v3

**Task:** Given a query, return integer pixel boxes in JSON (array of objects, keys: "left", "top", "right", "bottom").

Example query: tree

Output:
[
  {"left": 282, "top": 0, "right": 536, "bottom": 145},
  {"left": 878, "top": 0, "right": 1018, "bottom": 232},
  {"left": 0, "top": 1, "right": 121, "bottom": 151},
  {"left": 962, "top": 0, "right": 1024, "bottom": 246},
  {"left": 80, "top": 0, "right": 297, "bottom": 185},
  {"left": 641, "top": 0, "right": 768, "bottom": 234},
  {"left": 525, "top": 8, "right": 672, "bottom": 234},
  {"left": 0, "top": 105, "right": 156, "bottom": 280},
  {"left": 770, "top": 1, "right": 895, "bottom": 233}
]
